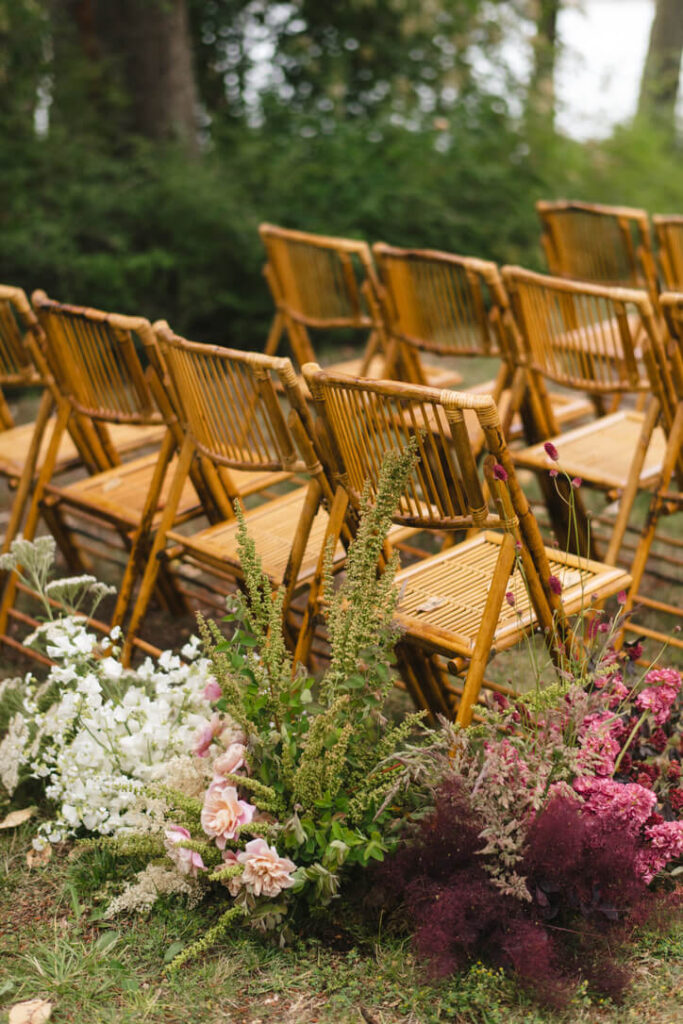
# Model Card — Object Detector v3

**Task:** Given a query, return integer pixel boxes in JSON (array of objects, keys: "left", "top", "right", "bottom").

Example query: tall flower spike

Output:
[{"left": 548, "top": 575, "right": 562, "bottom": 596}]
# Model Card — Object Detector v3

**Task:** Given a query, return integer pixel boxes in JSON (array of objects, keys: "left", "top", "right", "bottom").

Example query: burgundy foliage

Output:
[{"left": 378, "top": 782, "right": 670, "bottom": 1007}]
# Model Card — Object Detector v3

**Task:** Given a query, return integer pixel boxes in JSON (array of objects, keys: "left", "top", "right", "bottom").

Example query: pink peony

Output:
[
  {"left": 635, "top": 820, "right": 683, "bottom": 883},
  {"left": 237, "top": 838, "right": 297, "bottom": 897},
  {"left": 573, "top": 776, "right": 656, "bottom": 832},
  {"left": 203, "top": 678, "right": 223, "bottom": 701},
  {"left": 164, "top": 825, "right": 206, "bottom": 877},
  {"left": 201, "top": 782, "right": 255, "bottom": 849},
  {"left": 212, "top": 743, "right": 247, "bottom": 780}
]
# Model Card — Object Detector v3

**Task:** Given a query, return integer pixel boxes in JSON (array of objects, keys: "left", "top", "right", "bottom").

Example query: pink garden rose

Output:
[
  {"left": 201, "top": 782, "right": 255, "bottom": 849},
  {"left": 220, "top": 849, "right": 243, "bottom": 896},
  {"left": 213, "top": 743, "right": 247, "bottom": 780},
  {"left": 194, "top": 714, "right": 223, "bottom": 757},
  {"left": 164, "top": 825, "right": 206, "bottom": 877},
  {"left": 237, "top": 839, "right": 297, "bottom": 897},
  {"left": 203, "top": 678, "right": 223, "bottom": 701}
]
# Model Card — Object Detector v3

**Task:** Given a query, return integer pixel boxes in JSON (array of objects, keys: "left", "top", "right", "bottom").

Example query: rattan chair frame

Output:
[
  {"left": 120, "top": 327, "right": 336, "bottom": 664},
  {"left": 503, "top": 266, "right": 678, "bottom": 565},
  {"left": 653, "top": 215, "right": 683, "bottom": 291},
  {"left": 536, "top": 199, "right": 659, "bottom": 299},
  {"left": 295, "top": 364, "right": 630, "bottom": 725},
  {"left": 0, "top": 294, "right": 198, "bottom": 656},
  {"left": 620, "top": 291, "right": 683, "bottom": 654}
]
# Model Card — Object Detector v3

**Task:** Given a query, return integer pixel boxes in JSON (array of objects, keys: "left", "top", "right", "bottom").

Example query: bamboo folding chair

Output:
[
  {"left": 0, "top": 294, "right": 212, "bottom": 659},
  {"left": 621, "top": 291, "right": 683, "bottom": 655},
  {"left": 121, "top": 329, "right": 405, "bottom": 663},
  {"left": 0, "top": 286, "right": 166, "bottom": 555},
  {"left": 372, "top": 243, "right": 592, "bottom": 444},
  {"left": 259, "top": 223, "right": 461, "bottom": 389},
  {"left": 296, "top": 365, "right": 631, "bottom": 725},
  {"left": 536, "top": 200, "right": 659, "bottom": 299},
  {"left": 653, "top": 215, "right": 683, "bottom": 290},
  {"left": 503, "top": 267, "right": 679, "bottom": 566}
]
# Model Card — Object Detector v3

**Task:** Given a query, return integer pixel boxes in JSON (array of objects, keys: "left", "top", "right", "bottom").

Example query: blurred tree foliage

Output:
[{"left": 0, "top": 0, "right": 682, "bottom": 349}]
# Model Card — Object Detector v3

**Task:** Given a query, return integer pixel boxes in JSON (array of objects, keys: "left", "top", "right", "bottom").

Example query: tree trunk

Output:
[
  {"left": 527, "top": 0, "right": 561, "bottom": 127},
  {"left": 637, "top": 0, "right": 683, "bottom": 131},
  {"left": 94, "top": 0, "right": 199, "bottom": 152}
]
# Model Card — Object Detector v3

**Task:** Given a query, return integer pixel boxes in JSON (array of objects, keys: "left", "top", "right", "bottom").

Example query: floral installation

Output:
[
  {"left": 75, "top": 446, "right": 443, "bottom": 969},
  {"left": 377, "top": 611, "right": 683, "bottom": 1006},
  {"left": 0, "top": 537, "right": 216, "bottom": 847}
]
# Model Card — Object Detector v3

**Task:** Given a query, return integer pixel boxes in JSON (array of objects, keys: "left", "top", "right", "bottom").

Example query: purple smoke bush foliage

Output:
[{"left": 378, "top": 634, "right": 683, "bottom": 1005}]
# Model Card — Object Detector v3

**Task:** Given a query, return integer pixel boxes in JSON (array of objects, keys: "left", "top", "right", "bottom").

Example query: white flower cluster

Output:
[{"left": 0, "top": 618, "right": 215, "bottom": 849}]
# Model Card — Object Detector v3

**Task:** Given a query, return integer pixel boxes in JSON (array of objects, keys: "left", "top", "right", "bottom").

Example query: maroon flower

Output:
[
  {"left": 548, "top": 575, "right": 562, "bottom": 596},
  {"left": 505, "top": 590, "right": 516, "bottom": 608},
  {"left": 669, "top": 788, "right": 683, "bottom": 812},
  {"left": 492, "top": 463, "right": 508, "bottom": 481},
  {"left": 650, "top": 728, "right": 669, "bottom": 753},
  {"left": 667, "top": 762, "right": 681, "bottom": 782},
  {"left": 543, "top": 441, "right": 559, "bottom": 461}
]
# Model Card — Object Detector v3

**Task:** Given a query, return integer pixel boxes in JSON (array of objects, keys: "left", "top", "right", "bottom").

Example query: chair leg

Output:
[
  {"left": 0, "top": 401, "right": 71, "bottom": 638},
  {"left": 456, "top": 532, "right": 516, "bottom": 727},
  {"left": 1, "top": 390, "right": 54, "bottom": 555},
  {"left": 120, "top": 437, "right": 195, "bottom": 666},
  {"left": 605, "top": 397, "right": 660, "bottom": 566},
  {"left": 279, "top": 479, "right": 323, "bottom": 652}
]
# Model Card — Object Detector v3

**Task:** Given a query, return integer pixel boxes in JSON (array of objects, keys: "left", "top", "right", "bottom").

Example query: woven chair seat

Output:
[
  {"left": 47, "top": 451, "right": 202, "bottom": 528},
  {"left": 167, "top": 486, "right": 416, "bottom": 585},
  {"left": 394, "top": 531, "right": 630, "bottom": 657},
  {"left": 513, "top": 411, "right": 667, "bottom": 490},
  {"left": 0, "top": 419, "right": 166, "bottom": 478}
]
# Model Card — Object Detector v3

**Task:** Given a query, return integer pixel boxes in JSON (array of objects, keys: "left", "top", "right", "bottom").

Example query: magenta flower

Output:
[
  {"left": 617, "top": 591, "right": 628, "bottom": 606},
  {"left": 635, "top": 820, "right": 683, "bottom": 883},
  {"left": 573, "top": 776, "right": 656, "bottom": 832},
  {"left": 635, "top": 684, "right": 679, "bottom": 725},
  {"left": 505, "top": 591, "right": 516, "bottom": 608},
  {"left": 549, "top": 468, "right": 558, "bottom": 478},
  {"left": 164, "top": 825, "right": 206, "bottom": 877},
  {"left": 571, "top": 477, "right": 582, "bottom": 489},
  {"left": 543, "top": 441, "right": 559, "bottom": 461},
  {"left": 548, "top": 574, "right": 562, "bottom": 596},
  {"left": 492, "top": 463, "right": 508, "bottom": 482}
]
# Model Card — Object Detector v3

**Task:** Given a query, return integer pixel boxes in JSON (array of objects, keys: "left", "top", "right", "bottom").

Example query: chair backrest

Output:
[
  {"left": 659, "top": 291, "right": 683, "bottom": 398},
  {"left": 536, "top": 199, "right": 657, "bottom": 296},
  {"left": 372, "top": 243, "right": 513, "bottom": 360},
  {"left": 0, "top": 285, "right": 43, "bottom": 389},
  {"left": 155, "top": 326, "right": 316, "bottom": 480},
  {"left": 653, "top": 216, "right": 683, "bottom": 290},
  {"left": 302, "top": 365, "right": 522, "bottom": 533},
  {"left": 502, "top": 266, "right": 666, "bottom": 400},
  {"left": 32, "top": 291, "right": 163, "bottom": 427}
]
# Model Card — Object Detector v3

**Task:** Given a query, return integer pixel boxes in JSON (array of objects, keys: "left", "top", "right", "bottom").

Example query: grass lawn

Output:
[{"left": 0, "top": 821, "right": 681, "bottom": 1024}]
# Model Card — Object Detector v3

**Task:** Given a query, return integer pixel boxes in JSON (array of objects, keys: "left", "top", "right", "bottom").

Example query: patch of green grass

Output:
[{"left": 1, "top": 830, "right": 681, "bottom": 1024}]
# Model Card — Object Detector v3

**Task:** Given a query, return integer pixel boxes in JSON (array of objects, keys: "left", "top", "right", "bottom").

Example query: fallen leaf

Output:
[
  {"left": 26, "top": 846, "right": 52, "bottom": 869},
  {"left": 9, "top": 999, "right": 53, "bottom": 1024},
  {"left": 0, "top": 807, "right": 37, "bottom": 830}
]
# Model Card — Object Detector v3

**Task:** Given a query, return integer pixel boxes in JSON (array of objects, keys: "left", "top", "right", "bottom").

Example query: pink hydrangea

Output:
[
  {"left": 635, "top": 820, "right": 683, "bottom": 884},
  {"left": 164, "top": 825, "right": 206, "bottom": 877},
  {"left": 573, "top": 776, "right": 656, "bottom": 832},
  {"left": 237, "top": 839, "right": 297, "bottom": 897},
  {"left": 200, "top": 782, "right": 255, "bottom": 849}
]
